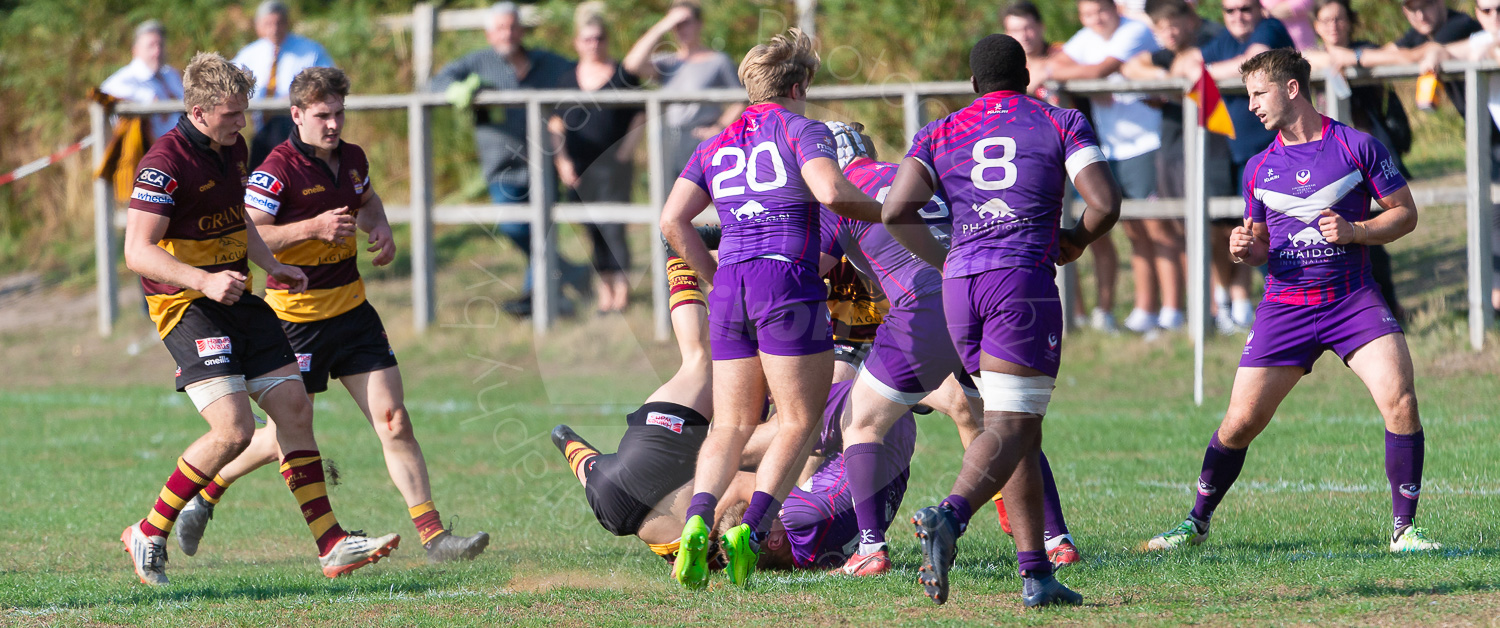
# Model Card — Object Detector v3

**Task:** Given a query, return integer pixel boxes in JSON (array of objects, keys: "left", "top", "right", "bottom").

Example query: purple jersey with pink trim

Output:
[
  {"left": 818, "top": 157, "right": 950, "bottom": 303},
  {"left": 1244, "top": 117, "right": 1407, "bottom": 305},
  {"left": 905, "top": 91, "right": 1103, "bottom": 277},
  {"left": 680, "top": 103, "right": 838, "bottom": 271}
]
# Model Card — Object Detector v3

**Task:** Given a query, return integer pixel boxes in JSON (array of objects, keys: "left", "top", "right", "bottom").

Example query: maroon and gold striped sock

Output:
[
  {"left": 564, "top": 440, "right": 599, "bottom": 480},
  {"left": 140, "top": 458, "right": 212, "bottom": 537},
  {"left": 199, "top": 475, "right": 232, "bottom": 505},
  {"left": 409, "top": 501, "right": 445, "bottom": 545},
  {"left": 279, "top": 450, "right": 345, "bottom": 555}
]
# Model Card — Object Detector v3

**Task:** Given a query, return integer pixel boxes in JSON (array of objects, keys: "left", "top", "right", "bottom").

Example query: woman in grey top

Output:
[{"left": 623, "top": 0, "right": 745, "bottom": 190}]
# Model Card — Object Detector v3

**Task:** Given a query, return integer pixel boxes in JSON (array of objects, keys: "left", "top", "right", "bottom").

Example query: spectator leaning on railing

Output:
[
  {"left": 553, "top": 12, "right": 648, "bottom": 315},
  {"left": 232, "top": 0, "right": 335, "bottom": 169},
  {"left": 1052, "top": 0, "right": 1163, "bottom": 333},
  {"left": 623, "top": 0, "right": 746, "bottom": 200},
  {"left": 101, "top": 20, "right": 183, "bottom": 140},
  {"left": 433, "top": 2, "right": 590, "bottom": 319}
]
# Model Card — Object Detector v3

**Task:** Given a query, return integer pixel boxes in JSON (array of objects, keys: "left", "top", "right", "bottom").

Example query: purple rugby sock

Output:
[
  {"left": 941, "top": 494, "right": 974, "bottom": 533},
  {"left": 742, "top": 491, "right": 780, "bottom": 537},
  {"left": 1017, "top": 549, "right": 1053, "bottom": 578},
  {"left": 685, "top": 492, "right": 718, "bottom": 525},
  {"left": 1038, "top": 451, "right": 1070, "bottom": 540},
  {"left": 846, "top": 442, "right": 890, "bottom": 548},
  {"left": 1385, "top": 430, "right": 1425, "bottom": 530},
  {"left": 1190, "top": 431, "right": 1247, "bottom": 524}
]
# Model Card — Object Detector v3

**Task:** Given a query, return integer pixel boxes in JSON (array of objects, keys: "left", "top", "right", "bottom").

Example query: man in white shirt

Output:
[
  {"left": 100, "top": 20, "right": 183, "bottom": 139},
  {"left": 233, "top": 0, "right": 335, "bottom": 167},
  {"left": 1052, "top": 0, "right": 1169, "bottom": 334}
]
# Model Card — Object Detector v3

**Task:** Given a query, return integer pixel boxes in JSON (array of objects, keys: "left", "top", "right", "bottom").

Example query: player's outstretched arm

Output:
[
  {"left": 124, "top": 209, "right": 222, "bottom": 296},
  {"left": 881, "top": 157, "right": 947, "bottom": 270},
  {"left": 803, "top": 157, "right": 882, "bottom": 224},
  {"left": 1059, "top": 160, "right": 1122, "bottom": 265},
  {"left": 1320, "top": 186, "right": 1419, "bottom": 247},
  {"left": 244, "top": 214, "right": 307, "bottom": 294},
  {"left": 660, "top": 178, "right": 717, "bottom": 285}
]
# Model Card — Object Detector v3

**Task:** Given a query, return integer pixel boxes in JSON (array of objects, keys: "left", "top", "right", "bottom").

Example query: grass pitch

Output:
[{"left": 3, "top": 211, "right": 1500, "bottom": 626}]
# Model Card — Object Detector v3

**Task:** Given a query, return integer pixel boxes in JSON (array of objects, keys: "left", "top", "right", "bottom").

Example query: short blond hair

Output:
[
  {"left": 739, "top": 28, "right": 820, "bottom": 105},
  {"left": 182, "top": 51, "right": 254, "bottom": 112}
]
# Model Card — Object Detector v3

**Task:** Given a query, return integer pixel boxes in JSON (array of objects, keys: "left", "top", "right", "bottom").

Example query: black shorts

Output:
[
  {"left": 584, "top": 402, "right": 709, "bottom": 537},
  {"left": 164, "top": 294, "right": 295, "bottom": 391},
  {"left": 832, "top": 339, "right": 872, "bottom": 368},
  {"left": 280, "top": 301, "right": 399, "bottom": 394}
]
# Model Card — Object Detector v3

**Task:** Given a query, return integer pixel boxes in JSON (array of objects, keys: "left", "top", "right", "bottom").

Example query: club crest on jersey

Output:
[
  {"left": 248, "top": 171, "right": 283, "bottom": 195},
  {"left": 974, "top": 198, "right": 1016, "bottom": 221},
  {"left": 351, "top": 171, "right": 366, "bottom": 195},
  {"left": 1296, "top": 169, "right": 1311, "bottom": 185},
  {"left": 295, "top": 353, "right": 312, "bottom": 372},
  {"left": 136, "top": 168, "right": 177, "bottom": 193},
  {"left": 1289, "top": 226, "right": 1328, "bottom": 248},
  {"left": 1399, "top": 483, "right": 1421, "bottom": 499},
  {"left": 731, "top": 200, "right": 768, "bottom": 221},
  {"left": 195, "top": 336, "right": 231, "bottom": 357},
  {"left": 645, "top": 412, "right": 685, "bottom": 434},
  {"left": 1197, "top": 480, "right": 1217, "bottom": 496},
  {"left": 1047, "top": 333, "right": 1059, "bottom": 349}
]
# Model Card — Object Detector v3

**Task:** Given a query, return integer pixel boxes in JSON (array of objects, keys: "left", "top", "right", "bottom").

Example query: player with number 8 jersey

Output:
[
  {"left": 882, "top": 35, "right": 1121, "bottom": 607},
  {"left": 659, "top": 28, "right": 884, "bottom": 591}
]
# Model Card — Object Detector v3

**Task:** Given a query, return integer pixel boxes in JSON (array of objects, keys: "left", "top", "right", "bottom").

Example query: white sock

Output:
[
  {"left": 1231, "top": 299, "right": 1253, "bottom": 325},
  {"left": 859, "top": 541, "right": 887, "bottom": 555},
  {"left": 1044, "top": 533, "right": 1074, "bottom": 552}
]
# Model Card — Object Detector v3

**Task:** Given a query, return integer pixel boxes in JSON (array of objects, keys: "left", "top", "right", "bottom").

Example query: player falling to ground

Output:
[
  {"left": 1144, "top": 49, "right": 1439, "bottom": 554},
  {"left": 550, "top": 244, "right": 917, "bottom": 571},
  {"left": 816, "top": 121, "right": 1079, "bottom": 576},
  {"left": 170, "top": 67, "right": 489, "bottom": 563},
  {"left": 120, "top": 53, "right": 399, "bottom": 586},
  {"left": 658, "top": 28, "right": 883, "bottom": 589},
  {"left": 882, "top": 35, "right": 1121, "bottom": 607}
]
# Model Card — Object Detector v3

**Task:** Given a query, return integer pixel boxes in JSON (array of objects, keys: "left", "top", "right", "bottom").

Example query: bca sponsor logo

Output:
[
  {"left": 136, "top": 168, "right": 178, "bottom": 193},
  {"left": 295, "top": 353, "right": 313, "bottom": 372},
  {"left": 195, "top": 336, "right": 232, "bottom": 357},
  {"left": 248, "top": 171, "right": 284, "bottom": 195},
  {"left": 1197, "top": 479, "right": 1217, "bottom": 496},
  {"left": 203, "top": 355, "right": 230, "bottom": 366},
  {"left": 1399, "top": 483, "right": 1421, "bottom": 499},
  {"left": 1295, "top": 169, "right": 1312, "bottom": 185},
  {"left": 645, "top": 412, "right": 685, "bottom": 434}
]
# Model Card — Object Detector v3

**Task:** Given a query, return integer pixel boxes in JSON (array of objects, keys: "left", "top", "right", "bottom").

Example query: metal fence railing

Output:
[{"left": 91, "top": 51, "right": 1499, "bottom": 405}]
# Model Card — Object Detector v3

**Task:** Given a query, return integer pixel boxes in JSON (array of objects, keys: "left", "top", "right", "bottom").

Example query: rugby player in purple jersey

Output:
[
  {"left": 658, "top": 28, "right": 883, "bottom": 590},
  {"left": 1144, "top": 49, "right": 1439, "bottom": 554},
  {"left": 882, "top": 34, "right": 1122, "bottom": 607},
  {"left": 817, "top": 121, "right": 1080, "bottom": 577}
]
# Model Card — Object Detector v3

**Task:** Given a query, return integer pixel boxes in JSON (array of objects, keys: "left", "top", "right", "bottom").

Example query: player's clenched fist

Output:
[
  {"left": 310, "top": 206, "right": 356, "bottom": 243},
  {"left": 201, "top": 270, "right": 247, "bottom": 305},
  {"left": 269, "top": 263, "right": 309, "bottom": 294},
  {"left": 1229, "top": 217, "right": 1256, "bottom": 263},
  {"left": 1057, "top": 227, "right": 1088, "bottom": 266},
  {"left": 1317, "top": 208, "right": 1357, "bottom": 245}
]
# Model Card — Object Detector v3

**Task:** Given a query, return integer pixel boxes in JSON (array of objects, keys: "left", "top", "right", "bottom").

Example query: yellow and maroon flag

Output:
[{"left": 1187, "top": 63, "right": 1236, "bottom": 139}]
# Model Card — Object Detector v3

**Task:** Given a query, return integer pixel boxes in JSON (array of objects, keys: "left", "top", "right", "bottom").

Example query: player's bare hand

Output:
[
  {"left": 270, "top": 263, "right": 308, "bottom": 294},
  {"left": 201, "top": 270, "right": 247, "bottom": 305},
  {"left": 367, "top": 223, "right": 397, "bottom": 267},
  {"left": 1056, "top": 227, "right": 1087, "bottom": 265},
  {"left": 310, "top": 206, "right": 356, "bottom": 243},
  {"left": 1229, "top": 217, "right": 1256, "bottom": 262},
  {"left": 1318, "top": 209, "right": 1357, "bottom": 245}
]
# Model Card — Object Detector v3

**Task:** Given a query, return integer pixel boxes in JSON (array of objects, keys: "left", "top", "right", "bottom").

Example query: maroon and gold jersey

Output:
[
  {"left": 825, "top": 257, "right": 887, "bottom": 344},
  {"left": 128, "top": 118, "right": 252, "bottom": 338},
  {"left": 245, "top": 136, "right": 372, "bottom": 323}
]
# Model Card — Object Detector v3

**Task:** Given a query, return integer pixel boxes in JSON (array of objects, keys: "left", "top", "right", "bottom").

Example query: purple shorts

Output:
[
  {"left": 943, "top": 267, "right": 1064, "bottom": 378},
  {"left": 781, "top": 415, "right": 916, "bottom": 569},
  {"left": 1240, "top": 286, "right": 1402, "bottom": 373},
  {"left": 861, "top": 291, "right": 975, "bottom": 405},
  {"left": 708, "top": 258, "right": 833, "bottom": 360}
]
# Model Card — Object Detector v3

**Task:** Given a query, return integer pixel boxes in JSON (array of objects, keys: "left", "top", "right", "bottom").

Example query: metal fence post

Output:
[
  {"left": 528, "top": 98, "right": 557, "bottom": 334},
  {"left": 1465, "top": 67, "right": 1494, "bottom": 350},
  {"left": 89, "top": 102, "right": 117, "bottom": 337},
  {"left": 409, "top": 98, "right": 435, "bottom": 332},
  {"left": 412, "top": 3, "right": 436, "bottom": 91},
  {"left": 648, "top": 96, "right": 670, "bottom": 342},
  {"left": 902, "top": 90, "right": 920, "bottom": 154},
  {"left": 1183, "top": 95, "right": 1208, "bottom": 406},
  {"left": 1324, "top": 68, "right": 1351, "bottom": 124}
]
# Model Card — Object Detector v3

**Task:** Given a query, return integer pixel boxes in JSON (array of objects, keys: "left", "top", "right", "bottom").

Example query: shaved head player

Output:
[{"left": 882, "top": 34, "right": 1122, "bottom": 607}]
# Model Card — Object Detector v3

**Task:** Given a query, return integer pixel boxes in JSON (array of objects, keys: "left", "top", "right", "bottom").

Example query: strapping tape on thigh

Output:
[
  {"left": 247, "top": 374, "right": 302, "bottom": 403},
  {"left": 185, "top": 375, "right": 247, "bottom": 412},
  {"left": 980, "top": 372, "right": 1055, "bottom": 415}
]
